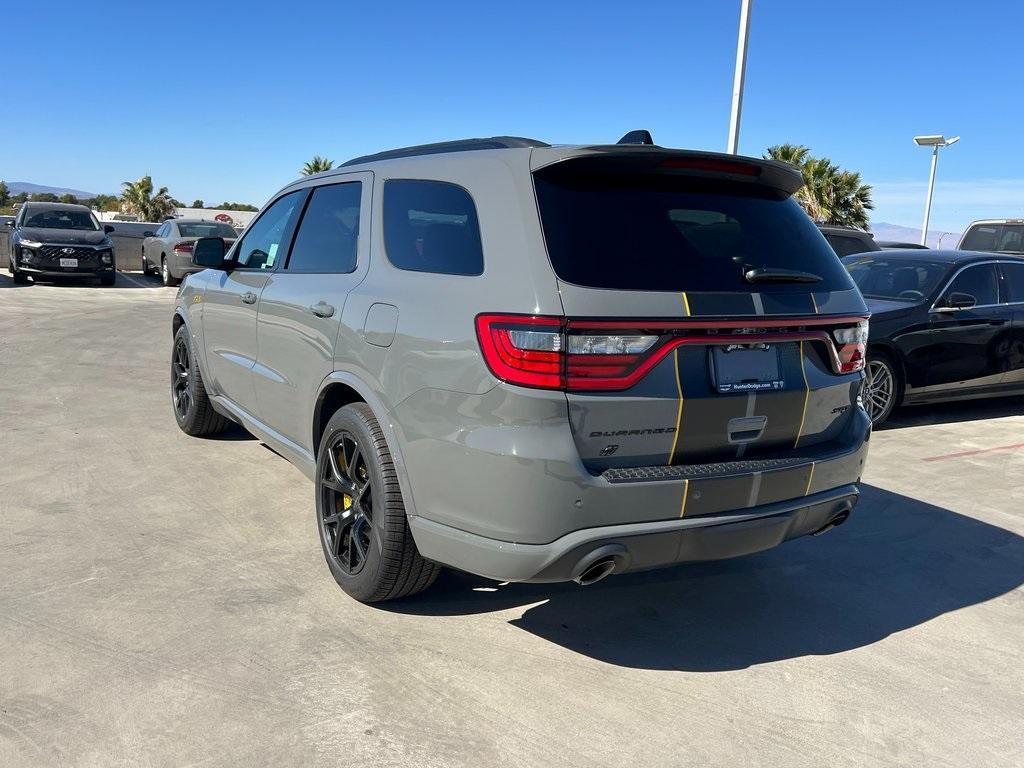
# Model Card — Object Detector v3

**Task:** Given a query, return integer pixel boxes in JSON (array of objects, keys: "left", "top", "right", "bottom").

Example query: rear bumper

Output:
[{"left": 410, "top": 484, "right": 859, "bottom": 582}]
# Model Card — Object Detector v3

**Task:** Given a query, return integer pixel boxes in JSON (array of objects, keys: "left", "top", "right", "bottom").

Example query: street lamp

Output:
[
  {"left": 914, "top": 134, "right": 960, "bottom": 246},
  {"left": 727, "top": 0, "right": 754, "bottom": 155}
]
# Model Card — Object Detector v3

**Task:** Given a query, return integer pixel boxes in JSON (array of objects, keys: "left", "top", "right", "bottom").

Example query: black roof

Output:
[
  {"left": 842, "top": 248, "right": 1017, "bottom": 264},
  {"left": 341, "top": 136, "right": 550, "bottom": 167}
]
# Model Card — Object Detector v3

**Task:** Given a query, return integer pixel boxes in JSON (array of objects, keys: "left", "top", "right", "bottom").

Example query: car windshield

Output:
[
  {"left": 960, "top": 223, "right": 1024, "bottom": 254},
  {"left": 24, "top": 208, "right": 100, "bottom": 231},
  {"left": 842, "top": 255, "right": 949, "bottom": 301},
  {"left": 177, "top": 223, "right": 238, "bottom": 238},
  {"left": 533, "top": 166, "right": 854, "bottom": 292}
]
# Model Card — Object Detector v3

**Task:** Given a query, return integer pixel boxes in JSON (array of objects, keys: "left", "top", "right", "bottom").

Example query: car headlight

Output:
[
  {"left": 20, "top": 247, "right": 35, "bottom": 261},
  {"left": 100, "top": 251, "right": 113, "bottom": 264},
  {"left": 19, "top": 239, "right": 42, "bottom": 248}
]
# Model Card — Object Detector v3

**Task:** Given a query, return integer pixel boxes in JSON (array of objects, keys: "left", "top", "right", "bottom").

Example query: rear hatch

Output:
[{"left": 530, "top": 149, "right": 869, "bottom": 472}]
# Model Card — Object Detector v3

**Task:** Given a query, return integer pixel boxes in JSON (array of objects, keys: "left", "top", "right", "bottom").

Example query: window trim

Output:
[
  {"left": 381, "top": 178, "right": 485, "bottom": 277},
  {"left": 928, "top": 260, "right": 1016, "bottom": 313},
  {"left": 228, "top": 189, "right": 309, "bottom": 272},
  {"left": 281, "top": 179, "right": 364, "bottom": 275}
]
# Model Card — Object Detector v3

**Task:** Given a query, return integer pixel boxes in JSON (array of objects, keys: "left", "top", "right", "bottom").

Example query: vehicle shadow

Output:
[
  {"left": 0, "top": 273, "right": 31, "bottom": 288},
  {"left": 882, "top": 397, "right": 1022, "bottom": 430},
  {"left": 0, "top": 272, "right": 166, "bottom": 289},
  {"left": 383, "top": 484, "right": 1024, "bottom": 671}
]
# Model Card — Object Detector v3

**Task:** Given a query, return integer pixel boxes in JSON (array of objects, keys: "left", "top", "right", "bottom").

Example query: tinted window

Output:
[
  {"left": 287, "top": 182, "right": 361, "bottom": 273},
  {"left": 383, "top": 180, "right": 483, "bottom": 275},
  {"left": 234, "top": 191, "right": 303, "bottom": 269},
  {"left": 843, "top": 256, "right": 949, "bottom": 301},
  {"left": 961, "top": 224, "right": 1024, "bottom": 254},
  {"left": 942, "top": 264, "right": 999, "bottom": 306},
  {"left": 178, "top": 223, "right": 238, "bottom": 238},
  {"left": 1001, "top": 262, "right": 1024, "bottom": 303},
  {"left": 24, "top": 208, "right": 99, "bottom": 231},
  {"left": 533, "top": 166, "right": 853, "bottom": 292},
  {"left": 829, "top": 234, "right": 874, "bottom": 258}
]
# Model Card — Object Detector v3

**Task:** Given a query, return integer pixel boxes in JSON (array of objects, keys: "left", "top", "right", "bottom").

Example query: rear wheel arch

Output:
[{"left": 313, "top": 382, "right": 366, "bottom": 456}]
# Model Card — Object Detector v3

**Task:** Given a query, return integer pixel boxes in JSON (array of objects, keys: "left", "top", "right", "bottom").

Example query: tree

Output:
[
  {"left": 764, "top": 144, "right": 874, "bottom": 230},
  {"left": 301, "top": 156, "right": 334, "bottom": 175},
  {"left": 214, "top": 202, "right": 258, "bottom": 212},
  {"left": 191, "top": 199, "right": 205, "bottom": 209},
  {"left": 60, "top": 193, "right": 79, "bottom": 204},
  {"left": 120, "top": 176, "right": 176, "bottom": 222},
  {"left": 91, "top": 194, "right": 120, "bottom": 212},
  {"left": 0, "top": 181, "right": 9, "bottom": 208},
  {"left": 31, "top": 192, "right": 59, "bottom": 203}
]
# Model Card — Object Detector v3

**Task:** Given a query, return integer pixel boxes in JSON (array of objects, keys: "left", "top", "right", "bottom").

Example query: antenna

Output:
[{"left": 616, "top": 130, "right": 655, "bottom": 146}]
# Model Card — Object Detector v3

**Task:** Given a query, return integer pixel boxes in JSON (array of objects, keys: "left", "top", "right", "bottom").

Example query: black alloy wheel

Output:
[
  {"left": 320, "top": 430, "right": 375, "bottom": 575},
  {"left": 172, "top": 336, "right": 193, "bottom": 421}
]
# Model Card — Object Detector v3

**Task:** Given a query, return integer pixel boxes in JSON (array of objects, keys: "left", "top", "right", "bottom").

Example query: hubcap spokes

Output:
[
  {"left": 172, "top": 341, "right": 192, "bottom": 418},
  {"left": 864, "top": 361, "right": 893, "bottom": 421},
  {"left": 320, "top": 432, "right": 374, "bottom": 575}
]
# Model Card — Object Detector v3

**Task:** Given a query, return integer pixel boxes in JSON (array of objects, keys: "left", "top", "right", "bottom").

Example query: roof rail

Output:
[{"left": 340, "top": 136, "right": 550, "bottom": 167}]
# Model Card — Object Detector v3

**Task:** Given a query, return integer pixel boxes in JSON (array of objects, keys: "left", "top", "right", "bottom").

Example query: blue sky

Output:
[{"left": 3, "top": 0, "right": 1022, "bottom": 233}]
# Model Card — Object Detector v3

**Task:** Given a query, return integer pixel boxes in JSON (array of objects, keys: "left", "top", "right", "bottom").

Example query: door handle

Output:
[
  {"left": 241, "top": 291, "right": 257, "bottom": 304},
  {"left": 309, "top": 301, "right": 335, "bottom": 318}
]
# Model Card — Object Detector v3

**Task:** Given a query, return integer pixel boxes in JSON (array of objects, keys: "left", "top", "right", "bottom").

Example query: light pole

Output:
[
  {"left": 727, "top": 0, "right": 753, "bottom": 155},
  {"left": 914, "top": 134, "right": 960, "bottom": 245}
]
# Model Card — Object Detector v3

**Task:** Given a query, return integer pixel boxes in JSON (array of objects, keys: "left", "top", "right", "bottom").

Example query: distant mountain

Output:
[
  {"left": 7, "top": 181, "right": 101, "bottom": 199},
  {"left": 871, "top": 222, "right": 962, "bottom": 249}
]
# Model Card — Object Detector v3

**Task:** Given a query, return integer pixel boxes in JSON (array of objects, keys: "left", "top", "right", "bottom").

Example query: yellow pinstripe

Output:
[
  {"left": 804, "top": 462, "right": 816, "bottom": 496},
  {"left": 668, "top": 349, "right": 684, "bottom": 465},
  {"left": 794, "top": 340, "right": 810, "bottom": 448},
  {"left": 681, "top": 292, "right": 691, "bottom": 316},
  {"left": 679, "top": 479, "right": 690, "bottom": 518}
]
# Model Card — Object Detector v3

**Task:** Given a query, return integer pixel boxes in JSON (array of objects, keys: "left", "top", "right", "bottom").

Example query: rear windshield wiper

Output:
[{"left": 744, "top": 267, "right": 822, "bottom": 284}]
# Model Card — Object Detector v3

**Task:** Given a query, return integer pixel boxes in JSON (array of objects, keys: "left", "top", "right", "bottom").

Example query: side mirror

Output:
[
  {"left": 103, "top": 224, "right": 116, "bottom": 234},
  {"left": 939, "top": 291, "right": 977, "bottom": 311},
  {"left": 192, "top": 237, "right": 228, "bottom": 269},
  {"left": 143, "top": 230, "right": 155, "bottom": 238}
]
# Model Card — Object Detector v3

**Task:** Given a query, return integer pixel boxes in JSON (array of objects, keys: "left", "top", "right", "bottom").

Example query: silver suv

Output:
[{"left": 171, "top": 134, "right": 871, "bottom": 603}]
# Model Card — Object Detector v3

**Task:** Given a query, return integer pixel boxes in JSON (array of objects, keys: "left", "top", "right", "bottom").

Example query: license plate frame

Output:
[
  {"left": 59, "top": 257, "right": 78, "bottom": 268},
  {"left": 712, "top": 345, "right": 785, "bottom": 393}
]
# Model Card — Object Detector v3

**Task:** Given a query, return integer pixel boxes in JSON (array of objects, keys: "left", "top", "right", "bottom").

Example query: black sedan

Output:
[{"left": 843, "top": 250, "right": 1024, "bottom": 425}]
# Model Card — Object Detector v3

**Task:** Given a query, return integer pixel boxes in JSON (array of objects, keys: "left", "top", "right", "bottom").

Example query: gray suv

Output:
[{"left": 171, "top": 135, "right": 872, "bottom": 602}]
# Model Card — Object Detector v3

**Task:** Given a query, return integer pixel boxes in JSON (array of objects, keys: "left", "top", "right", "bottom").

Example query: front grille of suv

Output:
[{"left": 36, "top": 245, "right": 102, "bottom": 267}]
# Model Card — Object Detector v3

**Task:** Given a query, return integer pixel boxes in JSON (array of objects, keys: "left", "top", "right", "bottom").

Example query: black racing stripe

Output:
[
  {"left": 672, "top": 346, "right": 750, "bottom": 463},
  {"left": 756, "top": 465, "right": 815, "bottom": 507},
  {"left": 684, "top": 475, "right": 754, "bottom": 517},
  {"left": 687, "top": 293, "right": 757, "bottom": 317},
  {"left": 758, "top": 292, "right": 817, "bottom": 316}
]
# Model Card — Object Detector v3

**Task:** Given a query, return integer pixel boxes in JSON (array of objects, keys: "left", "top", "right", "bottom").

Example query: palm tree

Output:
[
  {"left": 764, "top": 145, "right": 873, "bottom": 230},
  {"left": 301, "top": 156, "right": 334, "bottom": 176},
  {"left": 120, "top": 176, "right": 176, "bottom": 222}
]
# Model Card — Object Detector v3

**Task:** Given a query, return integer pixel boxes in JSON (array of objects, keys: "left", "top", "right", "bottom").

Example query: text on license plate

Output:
[{"left": 60, "top": 258, "right": 78, "bottom": 267}]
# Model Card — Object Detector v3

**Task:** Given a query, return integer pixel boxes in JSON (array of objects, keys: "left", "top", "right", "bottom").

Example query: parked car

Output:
[
  {"left": 818, "top": 225, "right": 880, "bottom": 257},
  {"left": 957, "top": 219, "right": 1024, "bottom": 254},
  {"left": 171, "top": 133, "right": 871, "bottom": 603},
  {"left": 843, "top": 249, "right": 1024, "bottom": 425},
  {"left": 102, "top": 220, "right": 161, "bottom": 272},
  {"left": 7, "top": 202, "right": 117, "bottom": 285},
  {"left": 878, "top": 241, "right": 929, "bottom": 250},
  {"left": 142, "top": 219, "right": 238, "bottom": 285}
]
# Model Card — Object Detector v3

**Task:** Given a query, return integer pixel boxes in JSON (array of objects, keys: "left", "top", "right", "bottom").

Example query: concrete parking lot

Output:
[{"left": 1, "top": 274, "right": 1022, "bottom": 768}]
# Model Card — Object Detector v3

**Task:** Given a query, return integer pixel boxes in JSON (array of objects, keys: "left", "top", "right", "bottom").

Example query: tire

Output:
[
  {"left": 864, "top": 351, "right": 901, "bottom": 426},
  {"left": 99, "top": 273, "right": 116, "bottom": 287},
  {"left": 315, "top": 403, "right": 439, "bottom": 603},
  {"left": 12, "top": 267, "right": 29, "bottom": 285},
  {"left": 171, "top": 325, "right": 231, "bottom": 436},
  {"left": 161, "top": 256, "right": 180, "bottom": 287},
  {"left": 142, "top": 249, "right": 153, "bottom": 276}
]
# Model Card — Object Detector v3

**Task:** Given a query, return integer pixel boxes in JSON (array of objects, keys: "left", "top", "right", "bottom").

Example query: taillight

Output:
[
  {"left": 475, "top": 314, "right": 660, "bottom": 391},
  {"left": 174, "top": 241, "right": 195, "bottom": 254},
  {"left": 832, "top": 320, "right": 869, "bottom": 373},
  {"left": 475, "top": 314, "right": 563, "bottom": 389}
]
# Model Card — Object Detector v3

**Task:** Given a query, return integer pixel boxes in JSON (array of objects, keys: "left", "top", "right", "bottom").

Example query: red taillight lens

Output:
[
  {"left": 833, "top": 320, "right": 869, "bottom": 373},
  {"left": 658, "top": 157, "right": 761, "bottom": 176},
  {"left": 475, "top": 314, "right": 564, "bottom": 389},
  {"left": 174, "top": 241, "right": 195, "bottom": 253},
  {"left": 475, "top": 315, "right": 661, "bottom": 391}
]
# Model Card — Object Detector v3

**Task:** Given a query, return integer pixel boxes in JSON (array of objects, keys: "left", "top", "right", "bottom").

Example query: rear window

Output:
[
  {"left": 178, "top": 223, "right": 238, "bottom": 238},
  {"left": 533, "top": 168, "right": 853, "bottom": 292},
  {"left": 842, "top": 255, "right": 949, "bottom": 301},
  {"left": 828, "top": 234, "right": 875, "bottom": 258},
  {"left": 383, "top": 180, "right": 483, "bottom": 276},
  {"left": 961, "top": 223, "right": 1024, "bottom": 254}
]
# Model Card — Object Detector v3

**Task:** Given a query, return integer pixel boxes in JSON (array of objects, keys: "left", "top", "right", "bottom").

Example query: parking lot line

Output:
[
  {"left": 922, "top": 442, "right": 1024, "bottom": 462},
  {"left": 116, "top": 272, "right": 153, "bottom": 289}
]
